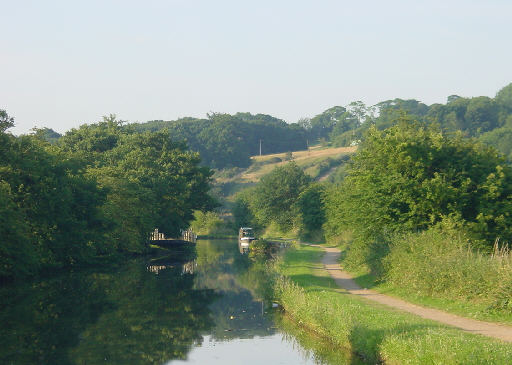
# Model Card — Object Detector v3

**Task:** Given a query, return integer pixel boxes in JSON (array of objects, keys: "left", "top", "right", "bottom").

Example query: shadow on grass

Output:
[
  {"left": 348, "top": 322, "right": 446, "bottom": 364},
  {"left": 353, "top": 273, "right": 377, "bottom": 289},
  {"left": 288, "top": 273, "right": 337, "bottom": 290}
]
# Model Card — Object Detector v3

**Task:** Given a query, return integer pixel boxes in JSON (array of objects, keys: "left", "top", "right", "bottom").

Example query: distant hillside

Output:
[
  {"left": 129, "top": 112, "right": 307, "bottom": 169},
  {"left": 244, "top": 146, "right": 356, "bottom": 183},
  {"left": 33, "top": 82, "right": 512, "bottom": 167},
  {"left": 213, "top": 145, "right": 356, "bottom": 201},
  {"left": 305, "top": 83, "right": 512, "bottom": 160}
]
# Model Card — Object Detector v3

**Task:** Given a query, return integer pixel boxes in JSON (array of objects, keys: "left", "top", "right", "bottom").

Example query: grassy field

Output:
[
  {"left": 245, "top": 146, "right": 356, "bottom": 182},
  {"left": 274, "top": 244, "right": 512, "bottom": 364},
  {"left": 212, "top": 145, "right": 356, "bottom": 201}
]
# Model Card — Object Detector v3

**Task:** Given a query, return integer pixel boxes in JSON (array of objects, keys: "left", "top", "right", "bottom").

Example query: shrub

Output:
[
  {"left": 325, "top": 120, "right": 512, "bottom": 248},
  {"left": 189, "top": 211, "right": 234, "bottom": 238},
  {"left": 266, "top": 157, "right": 282, "bottom": 164}
]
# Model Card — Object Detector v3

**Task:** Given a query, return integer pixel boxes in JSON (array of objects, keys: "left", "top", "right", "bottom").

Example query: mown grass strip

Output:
[{"left": 275, "top": 244, "right": 512, "bottom": 364}]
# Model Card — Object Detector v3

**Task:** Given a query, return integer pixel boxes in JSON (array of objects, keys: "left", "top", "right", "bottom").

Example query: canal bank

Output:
[{"left": 274, "top": 243, "right": 512, "bottom": 364}]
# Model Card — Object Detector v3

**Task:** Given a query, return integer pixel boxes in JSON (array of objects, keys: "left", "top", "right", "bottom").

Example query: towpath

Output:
[{"left": 314, "top": 244, "right": 512, "bottom": 343}]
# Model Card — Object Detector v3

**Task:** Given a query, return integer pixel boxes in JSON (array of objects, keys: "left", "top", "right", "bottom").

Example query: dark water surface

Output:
[{"left": 0, "top": 239, "right": 357, "bottom": 364}]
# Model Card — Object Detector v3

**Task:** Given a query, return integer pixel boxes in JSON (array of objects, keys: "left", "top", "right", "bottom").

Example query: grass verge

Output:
[
  {"left": 339, "top": 229, "right": 512, "bottom": 325},
  {"left": 274, "top": 244, "right": 512, "bottom": 364}
]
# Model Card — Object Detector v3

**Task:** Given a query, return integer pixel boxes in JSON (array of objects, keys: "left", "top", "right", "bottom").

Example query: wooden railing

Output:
[
  {"left": 181, "top": 229, "right": 197, "bottom": 243},
  {"left": 149, "top": 228, "right": 197, "bottom": 243}
]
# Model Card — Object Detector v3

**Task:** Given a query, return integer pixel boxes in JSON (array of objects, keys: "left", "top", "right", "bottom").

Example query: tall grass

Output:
[
  {"left": 384, "top": 229, "right": 512, "bottom": 311},
  {"left": 274, "top": 244, "right": 512, "bottom": 364}
]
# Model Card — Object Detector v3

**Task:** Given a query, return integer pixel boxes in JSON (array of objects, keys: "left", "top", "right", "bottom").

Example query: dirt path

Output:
[
  {"left": 317, "top": 245, "right": 512, "bottom": 343},
  {"left": 317, "top": 165, "right": 338, "bottom": 182}
]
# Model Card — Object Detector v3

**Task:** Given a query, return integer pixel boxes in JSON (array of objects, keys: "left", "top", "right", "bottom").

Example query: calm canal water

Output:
[{"left": 0, "top": 239, "right": 358, "bottom": 364}]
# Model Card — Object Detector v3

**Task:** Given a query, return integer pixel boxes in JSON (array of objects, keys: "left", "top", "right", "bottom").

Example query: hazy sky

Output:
[{"left": 2, "top": 0, "right": 511, "bottom": 134}]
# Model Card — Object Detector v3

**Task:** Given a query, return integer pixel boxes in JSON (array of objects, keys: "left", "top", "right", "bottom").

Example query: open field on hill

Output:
[
  {"left": 252, "top": 146, "right": 356, "bottom": 163},
  {"left": 243, "top": 146, "right": 356, "bottom": 183},
  {"left": 212, "top": 145, "right": 357, "bottom": 201}
]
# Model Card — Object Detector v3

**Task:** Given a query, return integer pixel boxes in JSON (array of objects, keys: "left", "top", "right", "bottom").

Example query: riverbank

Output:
[{"left": 274, "top": 243, "right": 512, "bottom": 364}]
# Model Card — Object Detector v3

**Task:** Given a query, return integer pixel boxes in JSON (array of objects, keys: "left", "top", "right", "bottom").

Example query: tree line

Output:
[
  {"left": 38, "top": 83, "right": 512, "bottom": 170},
  {"left": 302, "top": 83, "right": 512, "bottom": 158},
  {"left": 0, "top": 112, "right": 214, "bottom": 280},
  {"left": 130, "top": 112, "right": 308, "bottom": 169},
  {"left": 235, "top": 115, "right": 512, "bottom": 253}
]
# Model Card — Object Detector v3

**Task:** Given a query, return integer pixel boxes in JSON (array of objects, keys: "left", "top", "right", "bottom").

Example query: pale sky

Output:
[{"left": 1, "top": 0, "right": 511, "bottom": 135}]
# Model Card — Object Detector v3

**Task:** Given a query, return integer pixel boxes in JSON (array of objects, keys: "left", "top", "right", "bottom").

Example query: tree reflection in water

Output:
[
  {"left": 0, "top": 240, "right": 349, "bottom": 365},
  {"left": 194, "top": 240, "right": 277, "bottom": 341},
  {"left": 0, "top": 245, "right": 216, "bottom": 365}
]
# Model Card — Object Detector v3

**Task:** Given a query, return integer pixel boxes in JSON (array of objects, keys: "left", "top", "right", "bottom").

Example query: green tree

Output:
[
  {"left": 297, "top": 183, "right": 326, "bottom": 238},
  {"left": 0, "top": 181, "right": 37, "bottom": 277},
  {"left": 0, "top": 109, "right": 15, "bottom": 132},
  {"left": 251, "top": 162, "right": 311, "bottom": 231},
  {"left": 325, "top": 119, "right": 512, "bottom": 246},
  {"left": 131, "top": 112, "right": 307, "bottom": 169},
  {"left": 232, "top": 189, "right": 258, "bottom": 230},
  {"left": 495, "top": 82, "right": 512, "bottom": 112},
  {"left": 309, "top": 106, "right": 347, "bottom": 141}
]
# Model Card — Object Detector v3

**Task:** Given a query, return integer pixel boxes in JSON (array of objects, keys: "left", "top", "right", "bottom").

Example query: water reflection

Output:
[
  {"left": 0, "top": 245, "right": 215, "bottom": 365},
  {"left": 0, "top": 239, "right": 357, "bottom": 364},
  {"left": 194, "top": 240, "right": 276, "bottom": 341}
]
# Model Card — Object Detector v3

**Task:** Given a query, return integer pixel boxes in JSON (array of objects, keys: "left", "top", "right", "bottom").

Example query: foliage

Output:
[
  {"left": 301, "top": 83, "right": 512, "bottom": 156},
  {"left": 0, "top": 181, "right": 36, "bottom": 278},
  {"left": 480, "top": 122, "right": 512, "bottom": 161},
  {"left": 307, "top": 104, "right": 374, "bottom": 143},
  {"left": 1, "top": 128, "right": 108, "bottom": 272},
  {"left": 0, "top": 111, "right": 215, "bottom": 279},
  {"left": 375, "top": 98, "right": 429, "bottom": 130},
  {"left": 30, "top": 127, "right": 62, "bottom": 144},
  {"left": 297, "top": 183, "right": 325, "bottom": 240},
  {"left": 59, "top": 122, "right": 216, "bottom": 244},
  {"left": 189, "top": 210, "right": 233, "bottom": 237},
  {"left": 0, "top": 109, "right": 15, "bottom": 132},
  {"left": 250, "top": 162, "right": 311, "bottom": 231},
  {"left": 232, "top": 189, "right": 258, "bottom": 230},
  {"left": 324, "top": 119, "right": 512, "bottom": 248},
  {"left": 131, "top": 112, "right": 307, "bottom": 169}
]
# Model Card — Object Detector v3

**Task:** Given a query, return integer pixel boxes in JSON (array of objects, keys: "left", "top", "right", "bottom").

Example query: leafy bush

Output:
[
  {"left": 324, "top": 120, "right": 512, "bottom": 249},
  {"left": 189, "top": 211, "right": 234, "bottom": 238},
  {"left": 297, "top": 183, "right": 325, "bottom": 241},
  {"left": 251, "top": 162, "right": 311, "bottom": 231}
]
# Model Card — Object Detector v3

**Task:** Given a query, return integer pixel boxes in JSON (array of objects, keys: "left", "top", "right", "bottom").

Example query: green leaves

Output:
[
  {"left": 0, "top": 113, "right": 215, "bottom": 278},
  {"left": 325, "top": 120, "right": 512, "bottom": 246},
  {"left": 250, "top": 162, "right": 311, "bottom": 232}
]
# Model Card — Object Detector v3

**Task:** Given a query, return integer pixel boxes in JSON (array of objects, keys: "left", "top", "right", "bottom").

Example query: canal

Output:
[{"left": 0, "top": 239, "right": 357, "bottom": 364}]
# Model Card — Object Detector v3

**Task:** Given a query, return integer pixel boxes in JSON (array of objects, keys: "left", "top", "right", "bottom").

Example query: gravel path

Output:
[{"left": 317, "top": 244, "right": 512, "bottom": 343}]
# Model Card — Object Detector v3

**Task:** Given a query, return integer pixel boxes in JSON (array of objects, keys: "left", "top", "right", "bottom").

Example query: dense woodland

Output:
[{"left": 0, "top": 112, "right": 214, "bottom": 279}]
